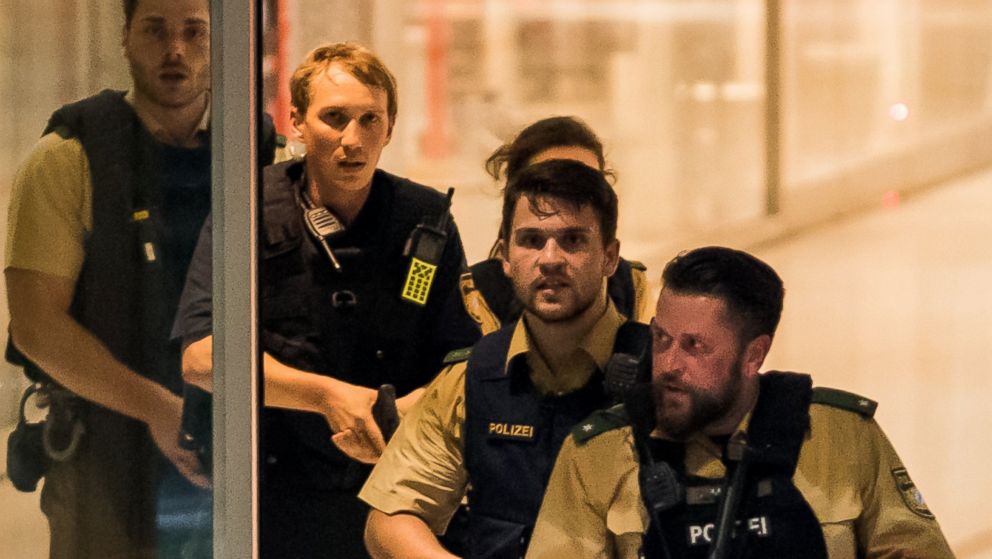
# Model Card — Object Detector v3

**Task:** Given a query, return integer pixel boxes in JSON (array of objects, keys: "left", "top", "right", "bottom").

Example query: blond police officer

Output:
[{"left": 526, "top": 246, "right": 954, "bottom": 559}]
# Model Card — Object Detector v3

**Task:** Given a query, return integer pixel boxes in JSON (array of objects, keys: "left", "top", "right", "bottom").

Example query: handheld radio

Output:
[
  {"left": 303, "top": 199, "right": 346, "bottom": 272},
  {"left": 401, "top": 188, "right": 454, "bottom": 305}
]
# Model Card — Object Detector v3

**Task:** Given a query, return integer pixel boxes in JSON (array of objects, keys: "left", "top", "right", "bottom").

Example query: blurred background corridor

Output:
[{"left": 2, "top": 0, "right": 991, "bottom": 556}]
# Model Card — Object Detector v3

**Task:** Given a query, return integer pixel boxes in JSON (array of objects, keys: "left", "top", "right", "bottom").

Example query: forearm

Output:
[
  {"left": 262, "top": 352, "right": 341, "bottom": 412},
  {"left": 365, "top": 510, "right": 457, "bottom": 559},
  {"left": 182, "top": 335, "right": 214, "bottom": 390},
  {"left": 183, "top": 338, "right": 345, "bottom": 411},
  {"left": 9, "top": 301, "right": 177, "bottom": 425}
]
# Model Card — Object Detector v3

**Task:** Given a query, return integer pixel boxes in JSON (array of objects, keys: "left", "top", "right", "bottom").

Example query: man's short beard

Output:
[
  {"left": 655, "top": 352, "right": 745, "bottom": 440},
  {"left": 514, "top": 280, "right": 598, "bottom": 324}
]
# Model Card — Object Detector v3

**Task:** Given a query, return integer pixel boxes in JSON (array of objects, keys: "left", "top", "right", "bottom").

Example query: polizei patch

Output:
[
  {"left": 891, "top": 467, "right": 934, "bottom": 518},
  {"left": 487, "top": 421, "right": 536, "bottom": 442}
]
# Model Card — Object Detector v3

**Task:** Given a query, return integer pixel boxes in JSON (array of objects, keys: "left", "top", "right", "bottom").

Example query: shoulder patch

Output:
[
  {"left": 442, "top": 347, "right": 472, "bottom": 365},
  {"left": 891, "top": 467, "right": 935, "bottom": 519},
  {"left": 572, "top": 403, "right": 629, "bottom": 444},
  {"left": 627, "top": 259, "right": 647, "bottom": 271},
  {"left": 811, "top": 387, "right": 877, "bottom": 418},
  {"left": 51, "top": 124, "right": 75, "bottom": 140}
]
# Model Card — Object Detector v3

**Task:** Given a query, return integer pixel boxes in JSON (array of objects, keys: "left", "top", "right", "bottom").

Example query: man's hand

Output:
[
  {"left": 331, "top": 427, "right": 385, "bottom": 464},
  {"left": 148, "top": 394, "right": 210, "bottom": 489},
  {"left": 321, "top": 380, "right": 387, "bottom": 463}
]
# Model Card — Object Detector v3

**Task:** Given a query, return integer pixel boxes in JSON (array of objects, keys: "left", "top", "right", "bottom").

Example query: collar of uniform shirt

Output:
[
  {"left": 503, "top": 299, "right": 625, "bottom": 396},
  {"left": 124, "top": 89, "right": 211, "bottom": 148},
  {"left": 651, "top": 406, "right": 756, "bottom": 478}
]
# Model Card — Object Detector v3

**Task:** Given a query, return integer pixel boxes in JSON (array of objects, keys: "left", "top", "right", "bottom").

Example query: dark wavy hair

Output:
[
  {"left": 661, "top": 247, "right": 785, "bottom": 343},
  {"left": 486, "top": 116, "right": 614, "bottom": 184},
  {"left": 499, "top": 159, "right": 618, "bottom": 247}
]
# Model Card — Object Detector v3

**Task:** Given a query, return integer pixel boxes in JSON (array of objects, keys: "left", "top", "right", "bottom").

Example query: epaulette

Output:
[
  {"left": 442, "top": 347, "right": 472, "bottom": 365},
  {"left": 811, "top": 387, "right": 877, "bottom": 418},
  {"left": 51, "top": 125, "right": 75, "bottom": 140},
  {"left": 572, "top": 403, "right": 630, "bottom": 444},
  {"left": 627, "top": 259, "right": 647, "bottom": 271}
]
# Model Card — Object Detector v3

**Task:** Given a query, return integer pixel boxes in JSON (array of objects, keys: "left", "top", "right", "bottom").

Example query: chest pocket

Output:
[
  {"left": 795, "top": 474, "right": 860, "bottom": 559},
  {"left": 260, "top": 232, "right": 325, "bottom": 369}
]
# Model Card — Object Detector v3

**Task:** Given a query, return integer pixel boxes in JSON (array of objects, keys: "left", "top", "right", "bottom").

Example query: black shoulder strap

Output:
[
  {"left": 607, "top": 258, "right": 640, "bottom": 320},
  {"left": 746, "top": 371, "right": 814, "bottom": 474},
  {"left": 467, "top": 258, "right": 520, "bottom": 327},
  {"left": 261, "top": 113, "right": 283, "bottom": 167},
  {"left": 261, "top": 160, "right": 305, "bottom": 252}
]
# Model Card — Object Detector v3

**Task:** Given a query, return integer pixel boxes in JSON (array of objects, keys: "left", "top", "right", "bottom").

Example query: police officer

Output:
[
  {"left": 460, "top": 116, "right": 651, "bottom": 334},
  {"left": 526, "top": 247, "right": 955, "bottom": 559},
  {"left": 175, "top": 42, "right": 480, "bottom": 558},
  {"left": 361, "top": 159, "right": 648, "bottom": 559},
  {"left": 4, "top": 0, "right": 228, "bottom": 556}
]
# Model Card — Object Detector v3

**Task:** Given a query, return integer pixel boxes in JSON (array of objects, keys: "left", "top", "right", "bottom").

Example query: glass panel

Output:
[
  {"left": 265, "top": 0, "right": 767, "bottom": 262},
  {"left": 781, "top": 0, "right": 992, "bottom": 186},
  {"left": 2, "top": 0, "right": 217, "bottom": 557}
]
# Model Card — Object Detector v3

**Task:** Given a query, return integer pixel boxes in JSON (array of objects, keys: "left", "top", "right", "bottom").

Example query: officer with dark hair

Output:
[
  {"left": 175, "top": 42, "right": 480, "bottom": 558},
  {"left": 361, "top": 159, "right": 648, "bottom": 559},
  {"left": 526, "top": 246, "right": 955, "bottom": 559},
  {"left": 4, "top": 0, "right": 241, "bottom": 557},
  {"left": 460, "top": 116, "right": 650, "bottom": 335}
]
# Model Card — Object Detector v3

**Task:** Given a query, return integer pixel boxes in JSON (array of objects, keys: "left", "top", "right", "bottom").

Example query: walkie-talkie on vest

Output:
[
  {"left": 708, "top": 432, "right": 752, "bottom": 559},
  {"left": 303, "top": 205, "right": 346, "bottom": 272},
  {"left": 606, "top": 339, "right": 681, "bottom": 559},
  {"left": 401, "top": 187, "right": 454, "bottom": 305},
  {"left": 622, "top": 384, "right": 681, "bottom": 559}
]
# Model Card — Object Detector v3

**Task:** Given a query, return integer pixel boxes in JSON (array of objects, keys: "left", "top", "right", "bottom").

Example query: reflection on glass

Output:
[
  {"left": 263, "top": 0, "right": 767, "bottom": 261},
  {"left": 782, "top": 0, "right": 992, "bottom": 186},
  {"left": 2, "top": 0, "right": 214, "bottom": 557}
]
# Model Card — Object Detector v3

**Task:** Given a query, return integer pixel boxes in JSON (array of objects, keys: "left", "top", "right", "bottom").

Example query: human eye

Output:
[
  {"left": 183, "top": 24, "right": 208, "bottom": 42},
  {"left": 559, "top": 231, "right": 588, "bottom": 251},
  {"left": 142, "top": 22, "right": 166, "bottom": 40},
  {"left": 683, "top": 337, "right": 709, "bottom": 355},
  {"left": 515, "top": 231, "right": 545, "bottom": 250},
  {"left": 360, "top": 112, "right": 382, "bottom": 126},
  {"left": 321, "top": 111, "right": 349, "bottom": 130},
  {"left": 650, "top": 321, "right": 671, "bottom": 348}
]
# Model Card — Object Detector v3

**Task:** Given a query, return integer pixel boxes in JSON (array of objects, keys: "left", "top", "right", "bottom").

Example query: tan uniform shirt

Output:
[
  {"left": 358, "top": 300, "right": 627, "bottom": 533},
  {"left": 526, "top": 402, "right": 954, "bottom": 559},
  {"left": 5, "top": 92, "right": 210, "bottom": 278}
]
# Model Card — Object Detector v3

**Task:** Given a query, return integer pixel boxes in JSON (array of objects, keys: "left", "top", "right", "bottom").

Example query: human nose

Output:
[
  {"left": 164, "top": 30, "right": 187, "bottom": 59},
  {"left": 536, "top": 238, "right": 565, "bottom": 268},
  {"left": 340, "top": 119, "right": 362, "bottom": 150},
  {"left": 653, "top": 344, "right": 682, "bottom": 378}
]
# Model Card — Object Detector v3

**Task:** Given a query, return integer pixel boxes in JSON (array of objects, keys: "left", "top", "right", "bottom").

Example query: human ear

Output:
[{"left": 743, "top": 335, "right": 772, "bottom": 377}]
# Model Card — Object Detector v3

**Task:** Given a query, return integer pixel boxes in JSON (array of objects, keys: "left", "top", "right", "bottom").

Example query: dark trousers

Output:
[{"left": 40, "top": 405, "right": 211, "bottom": 559}]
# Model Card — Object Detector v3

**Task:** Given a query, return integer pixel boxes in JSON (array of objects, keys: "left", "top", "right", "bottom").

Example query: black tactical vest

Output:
[
  {"left": 6, "top": 90, "right": 279, "bottom": 390},
  {"left": 468, "top": 257, "right": 644, "bottom": 328},
  {"left": 5, "top": 90, "right": 212, "bottom": 392},
  {"left": 462, "top": 321, "right": 648, "bottom": 559},
  {"left": 640, "top": 372, "right": 828, "bottom": 559},
  {"left": 258, "top": 160, "right": 458, "bottom": 489}
]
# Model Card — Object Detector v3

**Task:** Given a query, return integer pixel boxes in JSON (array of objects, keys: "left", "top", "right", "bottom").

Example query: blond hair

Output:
[{"left": 290, "top": 42, "right": 398, "bottom": 127}]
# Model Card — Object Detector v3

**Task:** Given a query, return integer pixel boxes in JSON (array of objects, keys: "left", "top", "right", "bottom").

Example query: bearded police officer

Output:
[
  {"left": 360, "top": 159, "right": 649, "bottom": 559},
  {"left": 525, "top": 246, "right": 954, "bottom": 559},
  {"left": 176, "top": 43, "right": 480, "bottom": 558}
]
